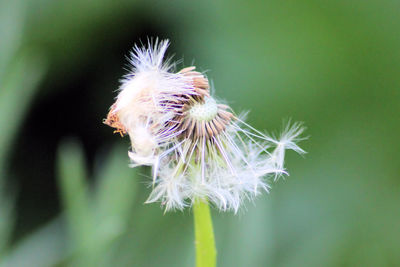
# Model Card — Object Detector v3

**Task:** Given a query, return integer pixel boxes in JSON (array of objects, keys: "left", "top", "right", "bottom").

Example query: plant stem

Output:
[{"left": 193, "top": 199, "right": 216, "bottom": 267}]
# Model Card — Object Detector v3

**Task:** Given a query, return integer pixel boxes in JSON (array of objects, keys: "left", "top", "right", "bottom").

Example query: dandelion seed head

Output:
[{"left": 104, "top": 38, "right": 306, "bottom": 212}]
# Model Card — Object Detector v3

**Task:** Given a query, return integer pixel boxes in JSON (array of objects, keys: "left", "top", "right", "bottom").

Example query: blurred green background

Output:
[{"left": 1, "top": 0, "right": 399, "bottom": 266}]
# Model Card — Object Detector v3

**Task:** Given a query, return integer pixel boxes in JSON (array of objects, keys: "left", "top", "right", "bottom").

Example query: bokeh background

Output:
[{"left": 1, "top": 0, "right": 400, "bottom": 266}]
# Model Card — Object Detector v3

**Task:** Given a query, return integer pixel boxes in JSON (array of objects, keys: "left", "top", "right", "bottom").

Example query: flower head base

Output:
[
  {"left": 189, "top": 97, "right": 219, "bottom": 121},
  {"left": 105, "top": 39, "right": 306, "bottom": 212}
]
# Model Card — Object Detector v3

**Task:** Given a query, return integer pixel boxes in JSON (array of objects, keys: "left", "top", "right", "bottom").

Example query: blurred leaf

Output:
[
  {"left": 0, "top": 217, "right": 66, "bottom": 267},
  {"left": 0, "top": 0, "right": 26, "bottom": 80},
  {"left": 91, "top": 146, "right": 138, "bottom": 266},
  {"left": 58, "top": 142, "right": 141, "bottom": 266},
  {"left": 0, "top": 50, "right": 46, "bottom": 162},
  {"left": 57, "top": 139, "right": 96, "bottom": 266},
  {"left": 0, "top": 48, "right": 46, "bottom": 256},
  {"left": 95, "top": 145, "right": 137, "bottom": 227},
  {"left": 0, "top": 194, "right": 14, "bottom": 259}
]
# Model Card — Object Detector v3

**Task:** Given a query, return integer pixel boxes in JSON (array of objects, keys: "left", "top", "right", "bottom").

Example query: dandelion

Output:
[
  {"left": 105, "top": 38, "right": 305, "bottom": 212},
  {"left": 104, "top": 38, "right": 306, "bottom": 267}
]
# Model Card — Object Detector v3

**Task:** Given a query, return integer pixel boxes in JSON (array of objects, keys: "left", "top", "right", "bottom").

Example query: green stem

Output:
[{"left": 193, "top": 199, "right": 217, "bottom": 267}]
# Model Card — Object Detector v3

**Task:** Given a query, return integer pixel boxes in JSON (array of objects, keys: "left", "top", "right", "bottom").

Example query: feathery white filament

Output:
[{"left": 146, "top": 119, "right": 305, "bottom": 212}]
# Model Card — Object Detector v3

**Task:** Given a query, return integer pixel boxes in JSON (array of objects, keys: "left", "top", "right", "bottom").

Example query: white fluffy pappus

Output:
[
  {"left": 105, "top": 39, "right": 306, "bottom": 213},
  {"left": 146, "top": 107, "right": 306, "bottom": 213},
  {"left": 105, "top": 39, "right": 209, "bottom": 166}
]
